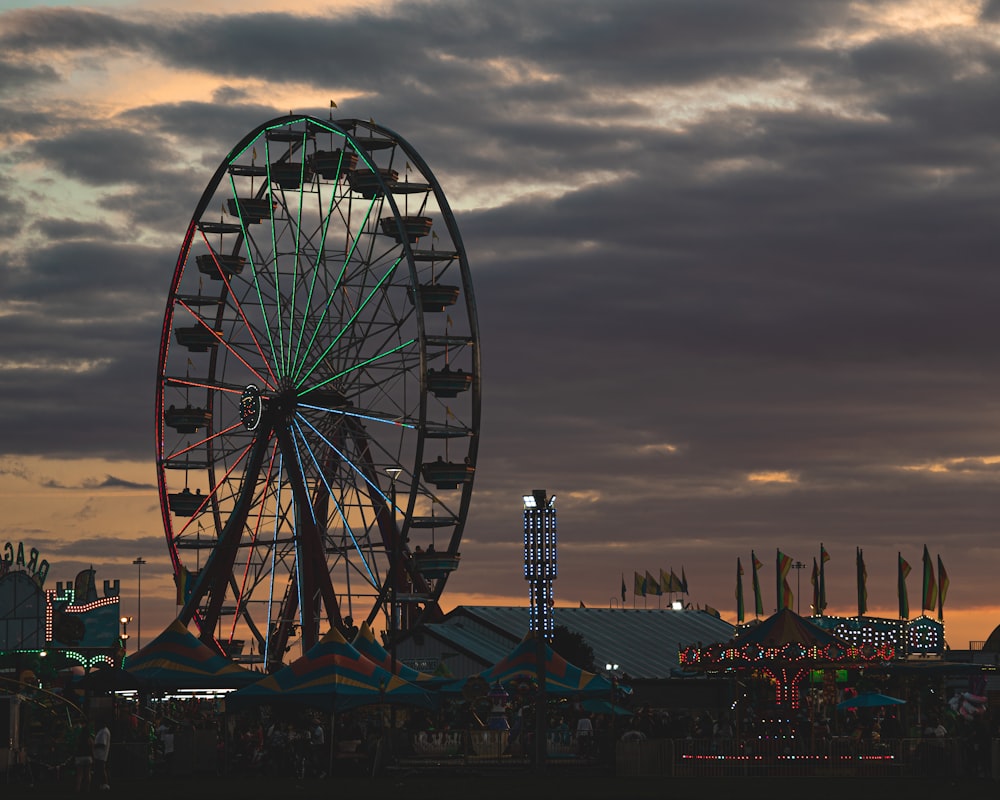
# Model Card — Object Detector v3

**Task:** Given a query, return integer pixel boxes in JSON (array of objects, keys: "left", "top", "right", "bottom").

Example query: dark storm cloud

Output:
[
  {"left": 0, "top": 235, "right": 168, "bottom": 459},
  {"left": 0, "top": 8, "right": 142, "bottom": 51},
  {"left": 116, "top": 100, "right": 284, "bottom": 165},
  {"left": 0, "top": 56, "right": 58, "bottom": 93},
  {"left": 2, "top": 0, "right": 1000, "bottom": 632},
  {"left": 40, "top": 474, "right": 156, "bottom": 490},
  {"left": 31, "top": 127, "right": 182, "bottom": 187},
  {"left": 40, "top": 534, "right": 162, "bottom": 562},
  {"left": 0, "top": 177, "right": 26, "bottom": 238},
  {"left": 31, "top": 217, "right": 121, "bottom": 242},
  {"left": 0, "top": 2, "right": 853, "bottom": 99},
  {"left": 3, "top": 240, "right": 165, "bottom": 303}
]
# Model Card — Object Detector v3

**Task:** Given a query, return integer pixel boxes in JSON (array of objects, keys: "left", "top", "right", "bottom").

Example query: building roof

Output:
[{"left": 399, "top": 606, "right": 734, "bottom": 680}]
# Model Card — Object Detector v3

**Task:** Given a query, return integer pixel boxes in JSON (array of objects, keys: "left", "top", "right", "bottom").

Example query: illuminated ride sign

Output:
[
  {"left": 240, "top": 384, "right": 263, "bottom": 431},
  {"left": 0, "top": 540, "right": 50, "bottom": 587}
]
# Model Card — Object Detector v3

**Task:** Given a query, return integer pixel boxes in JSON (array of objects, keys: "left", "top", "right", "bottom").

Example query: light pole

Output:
[
  {"left": 606, "top": 662, "right": 619, "bottom": 766},
  {"left": 386, "top": 468, "right": 402, "bottom": 670},
  {"left": 132, "top": 557, "right": 146, "bottom": 650},
  {"left": 120, "top": 615, "right": 131, "bottom": 645},
  {"left": 386, "top": 467, "right": 402, "bottom": 747}
]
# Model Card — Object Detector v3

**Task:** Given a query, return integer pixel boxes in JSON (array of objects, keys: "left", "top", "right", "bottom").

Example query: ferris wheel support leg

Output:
[
  {"left": 274, "top": 425, "right": 341, "bottom": 650},
  {"left": 178, "top": 422, "right": 275, "bottom": 647}
]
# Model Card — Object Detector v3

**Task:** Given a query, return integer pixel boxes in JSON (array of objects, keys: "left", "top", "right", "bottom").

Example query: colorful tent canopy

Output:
[
  {"left": 446, "top": 634, "right": 613, "bottom": 697},
  {"left": 124, "top": 619, "right": 258, "bottom": 690},
  {"left": 227, "top": 628, "right": 433, "bottom": 712},
  {"left": 351, "top": 622, "right": 450, "bottom": 685}
]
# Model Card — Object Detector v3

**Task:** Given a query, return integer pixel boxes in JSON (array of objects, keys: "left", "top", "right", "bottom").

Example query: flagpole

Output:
[{"left": 792, "top": 561, "right": 805, "bottom": 615}]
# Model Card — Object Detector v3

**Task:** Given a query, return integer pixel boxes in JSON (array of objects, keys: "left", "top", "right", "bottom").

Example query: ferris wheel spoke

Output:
[
  {"left": 298, "top": 403, "right": 417, "bottom": 431},
  {"left": 291, "top": 414, "right": 381, "bottom": 588},
  {"left": 289, "top": 174, "right": 347, "bottom": 379},
  {"left": 280, "top": 129, "right": 311, "bottom": 379},
  {"left": 294, "top": 259, "right": 404, "bottom": 389},
  {"left": 258, "top": 138, "right": 289, "bottom": 376},
  {"left": 225, "top": 172, "right": 283, "bottom": 378},
  {"left": 171, "top": 436, "right": 258, "bottom": 539},
  {"left": 300, "top": 337, "right": 416, "bottom": 397},
  {"left": 275, "top": 423, "right": 342, "bottom": 649},
  {"left": 289, "top": 196, "right": 380, "bottom": 384},
  {"left": 175, "top": 298, "right": 276, "bottom": 392},
  {"left": 163, "top": 420, "right": 245, "bottom": 463},
  {"left": 197, "top": 230, "right": 280, "bottom": 389}
]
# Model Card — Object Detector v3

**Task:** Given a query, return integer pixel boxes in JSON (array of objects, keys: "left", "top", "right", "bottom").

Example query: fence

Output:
[{"left": 401, "top": 729, "right": 588, "bottom": 766}]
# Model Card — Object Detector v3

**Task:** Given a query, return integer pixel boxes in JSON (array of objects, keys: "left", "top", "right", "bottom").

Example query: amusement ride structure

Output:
[{"left": 155, "top": 115, "right": 479, "bottom": 671}]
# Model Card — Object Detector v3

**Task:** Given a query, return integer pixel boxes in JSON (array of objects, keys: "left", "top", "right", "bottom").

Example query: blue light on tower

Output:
[{"left": 523, "top": 489, "right": 557, "bottom": 640}]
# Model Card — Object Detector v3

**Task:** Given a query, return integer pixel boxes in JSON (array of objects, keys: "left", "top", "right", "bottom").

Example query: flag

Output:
[
  {"left": 704, "top": 605, "right": 721, "bottom": 619},
  {"left": 777, "top": 550, "right": 793, "bottom": 611},
  {"left": 252, "top": 147, "right": 257, "bottom": 162},
  {"left": 751, "top": 551, "right": 764, "bottom": 617},
  {"left": 937, "top": 555, "right": 949, "bottom": 620},
  {"left": 898, "top": 553, "right": 911, "bottom": 619},
  {"left": 819, "top": 543, "right": 830, "bottom": 612},
  {"left": 646, "top": 571, "right": 661, "bottom": 596},
  {"left": 74, "top": 568, "right": 97, "bottom": 603},
  {"left": 621, "top": 573, "right": 627, "bottom": 603},
  {"left": 662, "top": 568, "right": 682, "bottom": 593},
  {"left": 736, "top": 558, "right": 745, "bottom": 624},
  {"left": 176, "top": 566, "right": 195, "bottom": 606},
  {"left": 634, "top": 571, "right": 646, "bottom": 597},
  {"left": 922, "top": 544, "right": 937, "bottom": 612},
  {"left": 680, "top": 567, "right": 689, "bottom": 594},
  {"left": 857, "top": 547, "right": 868, "bottom": 616},
  {"left": 330, "top": 99, "right": 337, "bottom": 108},
  {"left": 811, "top": 557, "right": 820, "bottom": 614}
]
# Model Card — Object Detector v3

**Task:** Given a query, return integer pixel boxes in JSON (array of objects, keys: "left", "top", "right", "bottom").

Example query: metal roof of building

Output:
[{"left": 399, "top": 606, "right": 733, "bottom": 680}]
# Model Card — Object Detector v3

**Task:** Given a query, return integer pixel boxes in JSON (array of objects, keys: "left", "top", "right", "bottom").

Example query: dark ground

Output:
[{"left": 1, "top": 772, "right": 994, "bottom": 800}]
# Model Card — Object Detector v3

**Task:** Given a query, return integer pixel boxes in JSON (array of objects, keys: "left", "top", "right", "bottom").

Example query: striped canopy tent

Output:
[
  {"left": 351, "top": 622, "right": 451, "bottom": 685},
  {"left": 736, "top": 607, "right": 844, "bottom": 649},
  {"left": 447, "top": 634, "right": 614, "bottom": 697},
  {"left": 227, "top": 628, "right": 433, "bottom": 712},
  {"left": 124, "top": 618, "right": 258, "bottom": 690}
]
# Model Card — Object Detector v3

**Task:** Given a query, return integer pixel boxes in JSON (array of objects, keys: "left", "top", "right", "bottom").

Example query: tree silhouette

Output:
[{"left": 551, "top": 625, "right": 596, "bottom": 671}]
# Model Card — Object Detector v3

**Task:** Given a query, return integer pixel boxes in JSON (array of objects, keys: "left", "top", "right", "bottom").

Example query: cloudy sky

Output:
[{"left": 2, "top": 0, "right": 999, "bottom": 651}]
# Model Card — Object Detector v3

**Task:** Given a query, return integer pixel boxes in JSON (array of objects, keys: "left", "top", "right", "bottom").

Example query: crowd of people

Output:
[{"left": 6, "top": 678, "right": 999, "bottom": 786}]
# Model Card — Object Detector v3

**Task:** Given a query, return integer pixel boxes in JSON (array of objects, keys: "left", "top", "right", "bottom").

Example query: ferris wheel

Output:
[{"left": 155, "top": 115, "right": 480, "bottom": 669}]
